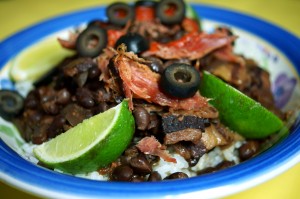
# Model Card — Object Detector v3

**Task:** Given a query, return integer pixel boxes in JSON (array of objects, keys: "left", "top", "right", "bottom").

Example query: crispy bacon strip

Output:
[
  {"left": 136, "top": 136, "right": 177, "bottom": 163},
  {"left": 97, "top": 48, "right": 117, "bottom": 81},
  {"left": 113, "top": 46, "right": 208, "bottom": 110},
  {"left": 142, "top": 32, "right": 236, "bottom": 60},
  {"left": 213, "top": 45, "right": 245, "bottom": 66}
]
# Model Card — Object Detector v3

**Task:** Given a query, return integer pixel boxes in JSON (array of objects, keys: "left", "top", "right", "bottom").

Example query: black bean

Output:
[
  {"left": 238, "top": 141, "right": 260, "bottom": 161},
  {"left": 112, "top": 165, "right": 134, "bottom": 181},
  {"left": 24, "top": 91, "right": 39, "bottom": 109},
  {"left": 88, "top": 65, "right": 101, "bottom": 79},
  {"left": 47, "top": 115, "right": 66, "bottom": 138},
  {"left": 40, "top": 116, "right": 54, "bottom": 126},
  {"left": 51, "top": 115, "right": 66, "bottom": 130},
  {"left": 56, "top": 89, "right": 71, "bottom": 105},
  {"left": 96, "top": 88, "right": 112, "bottom": 102},
  {"left": 129, "top": 154, "right": 152, "bottom": 175},
  {"left": 133, "top": 107, "right": 150, "bottom": 131},
  {"left": 42, "top": 101, "right": 59, "bottom": 115},
  {"left": 147, "top": 113, "right": 161, "bottom": 134},
  {"left": 93, "top": 102, "right": 109, "bottom": 114},
  {"left": 148, "top": 171, "right": 162, "bottom": 182},
  {"left": 31, "top": 126, "right": 48, "bottom": 144},
  {"left": 186, "top": 142, "right": 207, "bottom": 167},
  {"left": 63, "top": 104, "right": 92, "bottom": 126},
  {"left": 144, "top": 56, "right": 165, "bottom": 74},
  {"left": 120, "top": 156, "right": 131, "bottom": 165},
  {"left": 23, "top": 125, "right": 33, "bottom": 142},
  {"left": 146, "top": 154, "right": 160, "bottom": 165},
  {"left": 76, "top": 88, "right": 95, "bottom": 108},
  {"left": 125, "top": 146, "right": 139, "bottom": 158},
  {"left": 79, "top": 96, "right": 94, "bottom": 108},
  {"left": 27, "top": 110, "right": 43, "bottom": 124},
  {"left": 164, "top": 172, "right": 188, "bottom": 180}
]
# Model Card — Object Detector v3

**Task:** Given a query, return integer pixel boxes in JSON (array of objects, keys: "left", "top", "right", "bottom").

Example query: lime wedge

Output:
[
  {"left": 199, "top": 71, "right": 284, "bottom": 139},
  {"left": 10, "top": 36, "right": 75, "bottom": 82},
  {"left": 33, "top": 100, "right": 135, "bottom": 174}
]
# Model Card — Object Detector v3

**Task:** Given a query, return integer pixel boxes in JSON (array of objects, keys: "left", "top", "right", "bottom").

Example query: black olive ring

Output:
[
  {"left": 76, "top": 26, "right": 107, "bottom": 58},
  {"left": 160, "top": 63, "right": 200, "bottom": 98},
  {"left": 155, "top": 0, "right": 186, "bottom": 25},
  {"left": 0, "top": 90, "right": 24, "bottom": 120},
  {"left": 106, "top": 2, "right": 135, "bottom": 26}
]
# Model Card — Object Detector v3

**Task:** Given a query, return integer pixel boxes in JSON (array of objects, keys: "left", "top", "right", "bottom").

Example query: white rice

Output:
[
  {"left": 20, "top": 142, "right": 39, "bottom": 164},
  {"left": 20, "top": 141, "right": 243, "bottom": 180}
]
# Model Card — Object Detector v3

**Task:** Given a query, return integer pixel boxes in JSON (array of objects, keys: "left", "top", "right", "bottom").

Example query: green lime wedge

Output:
[
  {"left": 33, "top": 100, "right": 135, "bottom": 174},
  {"left": 10, "top": 36, "right": 75, "bottom": 82},
  {"left": 199, "top": 71, "right": 284, "bottom": 139}
]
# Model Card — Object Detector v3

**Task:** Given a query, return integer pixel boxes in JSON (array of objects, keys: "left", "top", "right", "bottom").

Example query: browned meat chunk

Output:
[
  {"left": 164, "top": 128, "right": 202, "bottom": 145},
  {"left": 173, "top": 141, "right": 207, "bottom": 166},
  {"left": 162, "top": 113, "right": 210, "bottom": 134}
]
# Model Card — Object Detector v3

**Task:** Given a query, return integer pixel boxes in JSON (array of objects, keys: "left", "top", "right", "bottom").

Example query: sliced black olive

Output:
[
  {"left": 76, "top": 26, "right": 107, "bottom": 58},
  {"left": 155, "top": 0, "right": 186, "bottom": 25},
  {"left": 106, "top": 2, "right": 134, "bottom": 26},
  {"left": 0, "top": 90, "right": 24, "bottom": 120},
  {"left": 160, "top": 63, "right": 200, "bottom": 98},
  {"left": 115, "top": 33, "right": 149, "bottom": 54}
]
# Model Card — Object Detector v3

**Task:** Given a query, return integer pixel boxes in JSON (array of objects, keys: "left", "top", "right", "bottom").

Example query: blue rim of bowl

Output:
[{"left": 1, "top": 4, "right": 300, "bottom": 199}]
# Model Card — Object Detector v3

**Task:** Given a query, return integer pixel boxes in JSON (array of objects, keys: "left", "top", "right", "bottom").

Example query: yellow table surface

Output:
[{"left": 0, "top": 0, "right": 299, "bottom": 198}]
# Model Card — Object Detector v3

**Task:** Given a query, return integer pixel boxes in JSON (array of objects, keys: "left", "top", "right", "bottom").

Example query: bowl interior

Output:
[{"left": 0, "top": 4, "right": 300, "bottom": 199}]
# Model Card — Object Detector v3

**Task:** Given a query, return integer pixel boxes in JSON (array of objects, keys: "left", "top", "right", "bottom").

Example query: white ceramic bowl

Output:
[{"left": 0, "top": 3, "right": 299, "bottom": 199}]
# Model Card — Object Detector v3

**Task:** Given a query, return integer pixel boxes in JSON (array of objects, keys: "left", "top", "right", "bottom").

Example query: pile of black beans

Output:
[
  {"left": 16, "top": 56, "right": 118, "bottom": 144},
  {"left": 110, "top": 146, "right": 188, "bottom": 182}
]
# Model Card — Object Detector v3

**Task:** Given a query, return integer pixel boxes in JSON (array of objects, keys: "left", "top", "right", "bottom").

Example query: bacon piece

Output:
[
  {"left": 213, "top": 45, "right": 245, "bottom": 66},
  {"left": 136, "top": 136, "right": 177, "bottom": 163},
  {"left": 130, "top": 20, "right": 180, "bottom": 40},
  {"left": 142, "top": 32, "right": 235, "bottom": 60},
  {"left": 164, "top": 128, "right": 202, "bottom": 145},
  {"left": 97, "top": 48, "right": 117, "bottom": 81},
  {"left": 113, "top": 48, "right": 208, "bottom": 110}
]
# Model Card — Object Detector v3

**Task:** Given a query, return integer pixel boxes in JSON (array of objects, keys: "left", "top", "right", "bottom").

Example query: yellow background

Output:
[{"left": 0, "top": 0, "right": 299, "bottom": 199}]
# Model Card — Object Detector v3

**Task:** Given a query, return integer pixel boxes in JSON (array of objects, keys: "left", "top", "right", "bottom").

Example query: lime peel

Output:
[
  {"left": 33, "top": 100, "right": 135, "bottom": 174},
  {"left": 10, "top": 36, "right": 75, "bottom": 82},
  {"left": 199, "top": 71, "right": 284, "bottom": 139}
]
